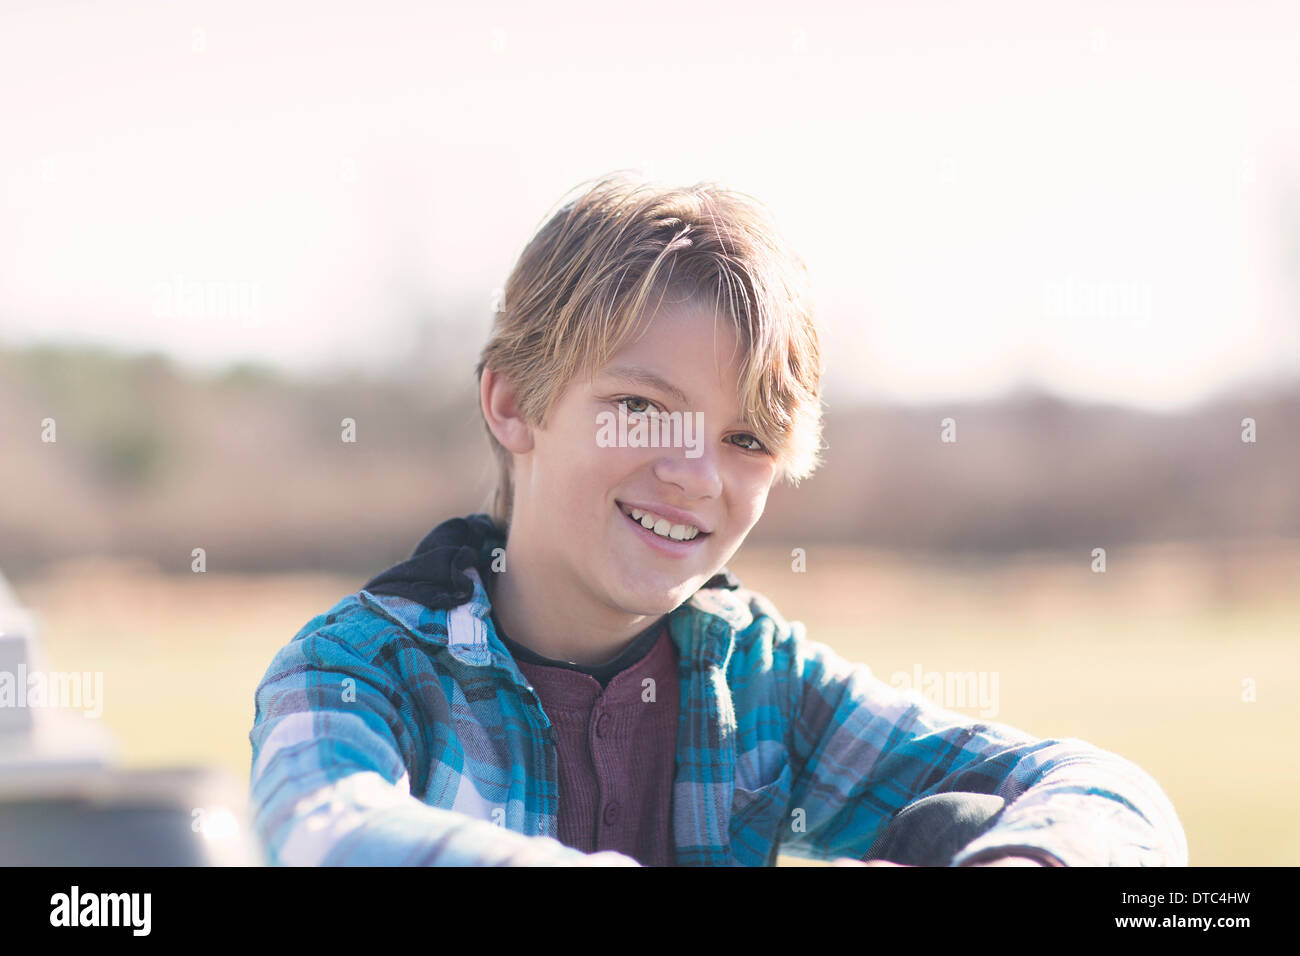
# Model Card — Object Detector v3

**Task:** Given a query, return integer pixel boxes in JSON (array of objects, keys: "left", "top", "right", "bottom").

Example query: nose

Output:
[{"left": 652, "top": 441, "right": 722, "bottom": 500}]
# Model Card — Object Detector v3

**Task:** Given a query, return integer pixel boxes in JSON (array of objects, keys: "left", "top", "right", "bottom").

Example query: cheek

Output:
[
  {"left": 727, "top": 464, "right": 775, "bottom": 520},
  {"left": 735, "top": 500, "right": 764, "bottom": 536},
  {"left": 590, "top": 443, "right": 648, "bottom": 484},
  {"left": 566, "top": 449, "right": 622, "bottom": 515},
  {"left": 536, "top": 422, "right": 599, "bottom": 485}
]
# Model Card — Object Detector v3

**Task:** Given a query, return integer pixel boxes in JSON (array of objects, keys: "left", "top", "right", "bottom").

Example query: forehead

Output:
[
  {"left": 604, "top": 299, "right": 745, "bottom": 377},
  {"left": 586, "top": 304, "right": 750, "bottom": 420}
]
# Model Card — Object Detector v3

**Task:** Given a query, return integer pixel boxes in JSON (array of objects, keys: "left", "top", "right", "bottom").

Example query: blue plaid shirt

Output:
[{"left": 248, "top": 514, "right": 1188, "bottom": 866}]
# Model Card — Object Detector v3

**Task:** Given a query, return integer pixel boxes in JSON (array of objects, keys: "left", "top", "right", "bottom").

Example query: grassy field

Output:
[{"left": 13, "top": 539, "right": 1299, "bottom": 866}]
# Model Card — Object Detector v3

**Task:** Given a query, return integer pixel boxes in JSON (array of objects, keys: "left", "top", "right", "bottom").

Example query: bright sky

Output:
[{"left": 2, "top": 0, "right": 1298, "bottom": 410}]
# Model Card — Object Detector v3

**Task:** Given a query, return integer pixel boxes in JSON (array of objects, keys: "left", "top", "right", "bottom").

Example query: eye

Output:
[
  {"left": 618, "top": 396, "right": 656, "bottom": 415},
  {"left": 727, "top": 433, "right": 768, "bottom": 453}
]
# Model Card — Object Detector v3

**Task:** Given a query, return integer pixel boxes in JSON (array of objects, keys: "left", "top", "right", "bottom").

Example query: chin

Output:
[{"left": 612, "top": 578, "right": 692, "bottom": 616}]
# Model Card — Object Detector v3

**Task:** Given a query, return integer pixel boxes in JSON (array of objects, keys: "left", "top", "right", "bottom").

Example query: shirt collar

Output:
[
  {"left": 361, "top": 512, "right": 741, "bottom": 610},
  {"left": 357, "top": 512, "right": 745, "bottom": 669}
]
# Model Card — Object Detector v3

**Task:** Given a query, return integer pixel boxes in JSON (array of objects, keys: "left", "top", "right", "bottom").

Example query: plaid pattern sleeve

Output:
[
  {"left": 770, "top": 615, "right": 1189, "bottom": 866},
  {"left": 248, "top": 599, "right": 638, "bottom": 866},
  {"left": 249, "top": 560, "right": 1186, "bottom": 867}
]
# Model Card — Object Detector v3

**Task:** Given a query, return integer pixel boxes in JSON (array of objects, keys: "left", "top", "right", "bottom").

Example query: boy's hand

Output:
[
  {"left": 829, "top": 854, "right": 1049, "bottom": 866},
  {"left": 828, "top": 858, "right": 911, "bottom": 866},
  {"left": 960, "top": 855, "right": 1052, "bottom": 866}
]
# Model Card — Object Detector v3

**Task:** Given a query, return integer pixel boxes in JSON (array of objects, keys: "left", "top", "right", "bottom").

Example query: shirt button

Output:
[
  {"left": 603, "top": 803, "right": 620, "bottom": 826},
  {"left": 595, "top": 713, "right": 610, "bottom": 738}
]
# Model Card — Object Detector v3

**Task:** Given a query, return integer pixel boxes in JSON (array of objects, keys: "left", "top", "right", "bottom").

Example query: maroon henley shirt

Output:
[{"left": 489, "top": 609, "right": 679, "bottom": 867}]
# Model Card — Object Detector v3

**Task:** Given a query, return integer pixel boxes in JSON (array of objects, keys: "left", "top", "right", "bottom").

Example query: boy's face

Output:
[{"left": 517, "top": 301, "right": 779, "bottom": 617}]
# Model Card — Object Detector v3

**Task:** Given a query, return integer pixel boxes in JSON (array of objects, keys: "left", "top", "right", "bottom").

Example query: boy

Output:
[{"left": 248, "top": 173, "right": 1188, "bottom": 867}]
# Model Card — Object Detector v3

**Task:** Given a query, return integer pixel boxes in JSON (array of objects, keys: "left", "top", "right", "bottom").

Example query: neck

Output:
[{"left": 485, "top": 527, "right": 656, "bottom": 667}]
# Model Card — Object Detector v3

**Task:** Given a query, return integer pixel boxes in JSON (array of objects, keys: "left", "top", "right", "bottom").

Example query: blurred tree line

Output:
[{"left": 1, "top": 344, "right": 1296, "bottom": 576}]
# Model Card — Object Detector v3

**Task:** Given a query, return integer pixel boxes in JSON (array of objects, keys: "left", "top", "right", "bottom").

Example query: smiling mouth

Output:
[{"left": 617, "top": 502, "right": 710, "bottom": 543}]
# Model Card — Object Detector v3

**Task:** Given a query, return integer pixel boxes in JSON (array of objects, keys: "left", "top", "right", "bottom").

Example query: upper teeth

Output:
[{"left": 624, "top": 505, "right": 701, "bottom": 541}]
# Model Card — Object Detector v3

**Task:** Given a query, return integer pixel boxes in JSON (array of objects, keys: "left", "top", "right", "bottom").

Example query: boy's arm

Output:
[
  {"left": 780, "top": 628, "right": 1188, "bottom": 867},
  {"left": 249, "top": 620, "right": 639, "bottom": 866}
]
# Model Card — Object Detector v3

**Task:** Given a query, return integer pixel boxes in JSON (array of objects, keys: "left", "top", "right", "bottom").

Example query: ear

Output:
[{"left": 480, "top": 365, "right": 535, "bottom": 454}]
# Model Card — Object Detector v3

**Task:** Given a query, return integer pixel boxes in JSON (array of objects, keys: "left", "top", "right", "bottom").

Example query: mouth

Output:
[{"left": 616, "top": 500, "right": 711, "bottom": 553}]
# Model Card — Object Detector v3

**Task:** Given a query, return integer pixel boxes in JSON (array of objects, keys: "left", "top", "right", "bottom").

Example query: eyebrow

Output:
[
  {"left": 601, "top": 364, "right": 759, "bottom": 433},
  {"left": 601, "top": 365, "right": 691, "bottom": 408},
  {"left": 600, "top": 364, "right": 759, "bottom": 431}
]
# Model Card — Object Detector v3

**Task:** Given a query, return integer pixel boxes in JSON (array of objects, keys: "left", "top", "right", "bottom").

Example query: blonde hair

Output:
[{"left": 475, "top": 171, "right": 825, "bottom": 529}]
